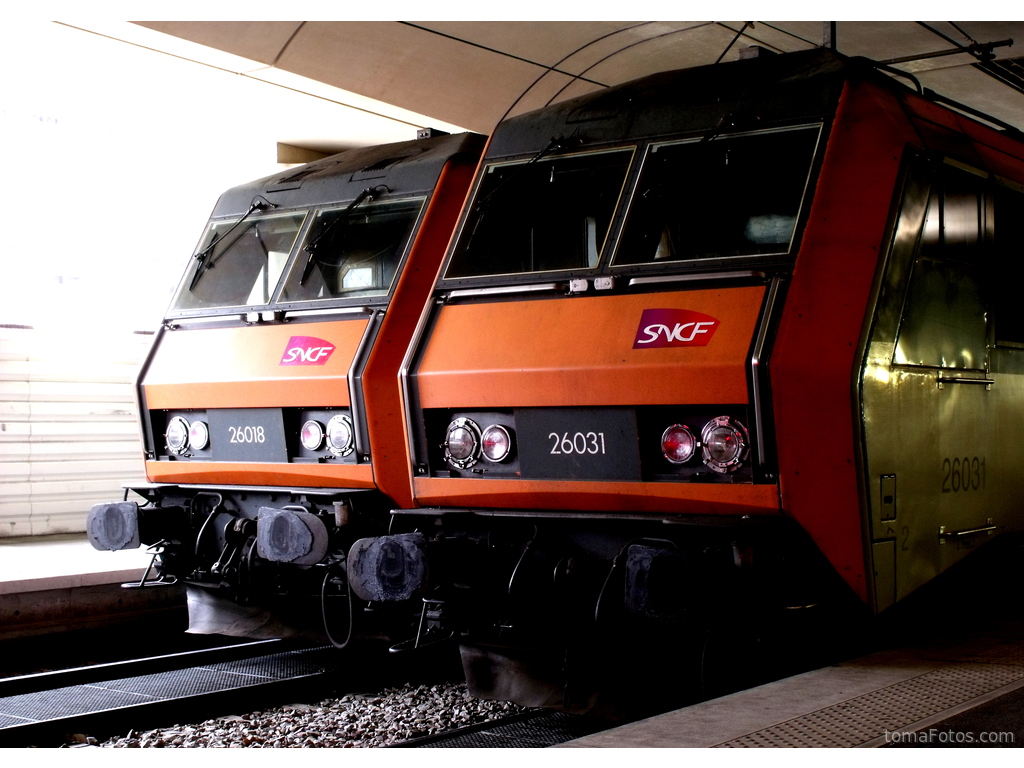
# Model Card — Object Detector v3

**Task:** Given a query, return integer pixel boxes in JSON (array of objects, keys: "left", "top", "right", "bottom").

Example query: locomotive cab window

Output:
[
  {"left": 614, "top": 126, "right": 820, "bottom": 265},
  {"left": 279, "top": 197, "right": 425, "bottom": 303},
  {"left": 444, "top": 149, "right": 633, "bottom": 279},
  {"left": 170, "top": 212, "right": 306, "bottom": 313},
  {"left": 894, "top": 174, "right": 990, "bottom": 370}
]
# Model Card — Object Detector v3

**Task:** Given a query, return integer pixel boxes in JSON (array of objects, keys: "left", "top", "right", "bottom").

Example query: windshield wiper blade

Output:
[
  {"left": 189, "top": 197, "right": 276, "bottom": 291},
  {"left": 700, "top": 112, "right": 760, "bottom": 144},
  {"left": 299, "top": 185, "right": 388, "bottom": 286},
  {"left": 473, "top": 133, "right": 581, "bottom": 214}
]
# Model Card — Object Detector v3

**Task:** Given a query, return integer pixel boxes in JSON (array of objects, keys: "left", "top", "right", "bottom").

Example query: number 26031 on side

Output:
[{"left": 941, "top": 456, "right": 985, "bottom": 493}]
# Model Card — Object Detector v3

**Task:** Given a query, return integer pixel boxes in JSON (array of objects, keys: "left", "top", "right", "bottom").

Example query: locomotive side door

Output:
[{"left": 859, "top": 158, "right": 1024, "bottom": 612}]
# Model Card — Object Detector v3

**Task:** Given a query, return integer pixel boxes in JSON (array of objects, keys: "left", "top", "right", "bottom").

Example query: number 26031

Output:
[
  {"left": 942, "top": 456, "right": 985, "bottom": 493},
  {"left": 549, "top": 431, "right": 606, "bottom": 455}
]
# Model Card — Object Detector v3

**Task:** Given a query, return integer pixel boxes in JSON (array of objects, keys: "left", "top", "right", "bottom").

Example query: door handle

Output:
[
  {"left": 937, "top": 376, "right": 994, "bottom": 390},
  {"left": 938, "top": 519, "right": 996, "bottom": 544}
]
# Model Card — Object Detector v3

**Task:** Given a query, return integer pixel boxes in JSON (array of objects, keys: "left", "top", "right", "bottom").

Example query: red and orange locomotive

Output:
[
  {"left": 88, "top": 131, "right": 483, "bottom": 634},
  {"left": 90, "top": 49, "right": 1024, "bottom": 709}
]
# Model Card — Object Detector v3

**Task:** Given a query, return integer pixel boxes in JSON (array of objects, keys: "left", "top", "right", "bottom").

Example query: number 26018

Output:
[{"left": 229, "top": 425, "right": 266, "bottom": 444}]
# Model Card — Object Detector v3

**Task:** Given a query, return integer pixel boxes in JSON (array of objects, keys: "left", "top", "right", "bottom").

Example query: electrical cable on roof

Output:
[
  {"left": 715, "top": 22, "right": 753, "bottom": 65},
  {"left": 497, "top": 21, "right": 656, "bottom": 125},
  {"left": 541, "top": 22, "right": 725, "bottom": 109}
]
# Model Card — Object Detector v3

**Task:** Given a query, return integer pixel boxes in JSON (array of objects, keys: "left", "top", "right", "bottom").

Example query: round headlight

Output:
[
  {"left": 188, "top": 420, "right": 210, "bottom": 451},
  {"left": 445, "top": 417, "right": 481, "bottom": 469},
  {"left": 481, "top": 424, "right": 512, "bottom": 463},
  {"left": 300, "top": 420, "right": 325, "bottom": 451},
  {"left": 326, "top": 415, "right": 354, "bottom": 456},
  {"left": 166, "top": 416, "right": 190, "bottom": 454},
  {"left": 661, "top": 424, "right": 696, "bottom": 464},
  {"left": 701, "top": 416, "right": 749, "bottom": 473}
]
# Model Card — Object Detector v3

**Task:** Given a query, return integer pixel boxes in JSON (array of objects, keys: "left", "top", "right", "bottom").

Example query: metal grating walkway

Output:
[
  {"left": 0, "top": 646, "right": 340, "bottom": 729},
  {"left": 560, "top": 621, "right": 1024, "bottom": 748},
  {"left": 716, "top": 662, "right": 1024, "bottom": 747},
  {"left": 407, "top": 710, "right": 610, "bottom": 748}
]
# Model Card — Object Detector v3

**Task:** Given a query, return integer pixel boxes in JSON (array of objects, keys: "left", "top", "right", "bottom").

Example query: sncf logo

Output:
[
  {"left": 280, "top": 336, "right": 336, "bottom": 366},
  {"left": 633, "top": 309, "right": 719, "bottom": 349}
]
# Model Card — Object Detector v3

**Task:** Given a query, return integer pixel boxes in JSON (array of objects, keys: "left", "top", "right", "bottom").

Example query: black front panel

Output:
[
  {"left": 150, "top": 407, "right": 358, "bottom": 464},
  {"left": 424, "top": 405, "right": 760, "bottom": 482},
  {"left": 208, "top": 408, "right": 289, "bottom": 463},
  {"left": 516, "top": 407, "right": 642, "bottom": 481}
]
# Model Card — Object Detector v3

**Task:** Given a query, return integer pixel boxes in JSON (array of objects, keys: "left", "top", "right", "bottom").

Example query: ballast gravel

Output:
[{"left": 99, "top": 682, "right": 528, "bottom": 748}]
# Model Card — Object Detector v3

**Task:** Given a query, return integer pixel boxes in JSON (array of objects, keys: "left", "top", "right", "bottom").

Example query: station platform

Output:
[
  {"left": 0, "top": 533, "right": 152, "bottom": 595},
  {"left": 0, "top": 534, "right": 183, "bottom": 641},
  {"left": 561, "top": 616, "right": 1024, "bottom": 748}
]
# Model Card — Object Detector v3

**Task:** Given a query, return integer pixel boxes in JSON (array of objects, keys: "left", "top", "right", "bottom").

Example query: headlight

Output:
[
  {"left": 326, "top": 414, "right": 355, "bottom": 456},
  {"left": 188, "top": 420, "right": 210, "bottom": 451},
  {"left": 701, "top": 416, "right": 749, "bottom": 473},
  {"left": 166, "top": 416, "right": 190, "bottom": 454},
  {"left": 661, "top": 424, "right": 696, "bottom": 464},
  {"left": 300, "top": 420, "right": 325, "bottom": 451},
  {"left": 445, "top": 417, "right": 481, "bottom": 469},
  {"left": 481, "top": 424, "right": 513, "bottom": 463}
]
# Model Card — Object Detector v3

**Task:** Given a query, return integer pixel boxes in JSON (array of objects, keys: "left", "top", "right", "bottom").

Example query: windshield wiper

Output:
[
  {"left": 189, "top": 196, "right": 276, "bottom": 291},
  {"left": 299, "top": 185, "right": 388, "bottom": 286},
  {"left": 473, "top": 133, "right": 582, "bottom": 214},
  {"left": 699, "top": 111, "right": 760, "bottom": 144}
]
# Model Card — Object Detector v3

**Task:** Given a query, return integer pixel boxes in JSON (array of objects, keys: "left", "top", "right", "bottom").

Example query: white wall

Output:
[
  {"left": 0, "top": 20, "right": 452, "bottom": 536},
  {"left": 0, "top": 326, "right": 150, "bottom": 536}
]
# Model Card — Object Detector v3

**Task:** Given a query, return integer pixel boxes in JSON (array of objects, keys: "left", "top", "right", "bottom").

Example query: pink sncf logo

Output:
[
  {"left": 633, "top": 309, "right": 719, "bottom": 349},
  {"left": 280, "top": 336, "right": 336, "bottom": 366}
]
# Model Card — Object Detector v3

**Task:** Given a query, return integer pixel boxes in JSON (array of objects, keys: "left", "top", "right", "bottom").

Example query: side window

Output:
[
  {"left": 894, "top": 174, "right": 988, "bottom": 370},
  {"left": 993, "top": 187, "right": 1024, "bottom": 346}
]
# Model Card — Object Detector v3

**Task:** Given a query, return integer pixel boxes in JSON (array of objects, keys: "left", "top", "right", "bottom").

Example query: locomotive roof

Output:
[
  {"left": 212, "top": 131, "right": 485, "bottom": 217},
  {"left": 485, "top": 49, "right": 884, "bottom": 157}
]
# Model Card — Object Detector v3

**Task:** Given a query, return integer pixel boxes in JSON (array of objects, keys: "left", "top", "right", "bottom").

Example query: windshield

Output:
[
  {"left": 278, "top": 197, "right": 424, "bottom": 302},
  {"left": 170, "top": 212, "right": 306, "bottom": 312},
  {"left": 614, "top": 126, "right": 820, "bottom": 265},
  {"left": 445, "top": 149, "right": 633, "bottom": 279}
]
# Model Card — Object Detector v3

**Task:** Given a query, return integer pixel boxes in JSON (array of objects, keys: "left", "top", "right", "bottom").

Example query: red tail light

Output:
[
  {"left": 481, "top": 424, "right": 513, "bottom": 463},
  {"left": 661, "top": 424, "right": 696, "bottom": 464}
]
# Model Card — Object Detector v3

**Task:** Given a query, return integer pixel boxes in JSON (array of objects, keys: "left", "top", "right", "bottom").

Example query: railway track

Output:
[{"left": 0, "top": 639, "right": 350, "bottom": 747}]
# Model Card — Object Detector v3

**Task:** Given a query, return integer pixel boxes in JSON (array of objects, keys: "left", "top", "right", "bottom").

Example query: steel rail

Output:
[
  {"left": 0, "top": 639, "right": 345, "bottom": 747},
  {"left": 0, "top": 638, "right": 285, "bottom": 699}
]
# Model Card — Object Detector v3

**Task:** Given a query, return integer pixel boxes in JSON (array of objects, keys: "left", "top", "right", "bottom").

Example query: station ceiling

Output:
[{"left": 132, "top": 20, "right": 1024, "bottom": 142}]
